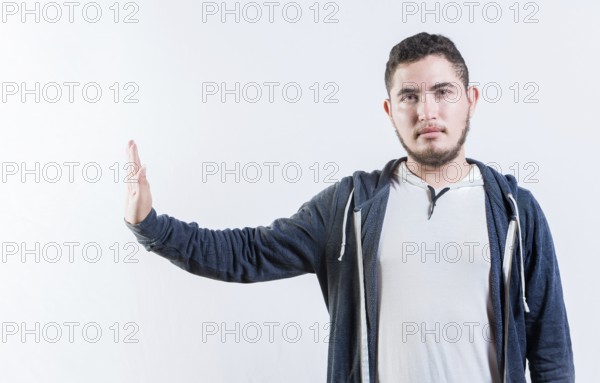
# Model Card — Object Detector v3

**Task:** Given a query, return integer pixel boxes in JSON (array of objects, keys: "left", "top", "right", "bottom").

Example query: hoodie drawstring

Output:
[
  {"left": 501, "top": 217, "right": 516, "bottom": 383},
  {"left": 336, "top": 187, "right": 371, "bottom": 382},
  {"left": 338, "top": 188, "right": 355, "bottom": 261},
  {"left": 353, "top": 208, "right": 371, "bottom": 383},
  {"left": 502, "top": 193, "right": 531, "bottom": 383},
  {"left": 507, "top": 193, "right": 530, "bottom": 314}
]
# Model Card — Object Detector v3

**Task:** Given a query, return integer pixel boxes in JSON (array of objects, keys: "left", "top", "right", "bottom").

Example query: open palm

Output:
[{"left": 124, "top": 139, "right": 153, "bottom": 225}]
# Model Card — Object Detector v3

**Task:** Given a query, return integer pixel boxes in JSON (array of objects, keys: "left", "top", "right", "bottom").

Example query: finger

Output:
[
  {"left": 127, "top": 141, "right": 142, "bottom": 178},
  {"left": 127, "top": 140, "right": 136, "bottom": 178},
  {"left": 126, "top": 164, "right": 139, "bottom": 193},
  {"left": 140, "top": 165, "right": 148, "bottom": 185},
  {"left": 132, "top": 142, "right": 142, "bottom": 172},
  {"left": 126, "top": 139, "right": 136, "bottom": 160},
  {"left": 127, "top": 164, "right": 144, "bottom": 196},
  {"left": 135, "top": 164, "right": 148, "bottom": 185}
]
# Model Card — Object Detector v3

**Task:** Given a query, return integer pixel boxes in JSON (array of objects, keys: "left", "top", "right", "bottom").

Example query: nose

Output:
[{"left": 417, "top": 92, "right": 439, "bottom": 121}]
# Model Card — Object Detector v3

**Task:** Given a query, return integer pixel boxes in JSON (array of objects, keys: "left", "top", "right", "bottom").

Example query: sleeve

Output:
[
  {"left": 521, "top": 190, "right": 575, "bottom": 382},
  {"left": 123, "top": 182, "right": 340, "bottom": 283}
]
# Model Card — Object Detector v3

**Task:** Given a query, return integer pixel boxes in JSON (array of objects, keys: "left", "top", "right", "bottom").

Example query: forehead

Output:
[{"left": 391, "top": 55, "right": 460, "bottom": 90}]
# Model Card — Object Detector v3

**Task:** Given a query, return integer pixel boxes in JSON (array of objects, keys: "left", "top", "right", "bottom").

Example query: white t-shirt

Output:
[{"left": 376, "top": 161, "right": 500, "bottom": 383}]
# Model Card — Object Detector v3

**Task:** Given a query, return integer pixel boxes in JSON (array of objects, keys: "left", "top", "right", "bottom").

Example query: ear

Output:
[
  {"left": 383, "top": 98, "right": 393, "bottom": 120},
  {"left": 466, "top": 86, "right": 480, "bottom": 118}
]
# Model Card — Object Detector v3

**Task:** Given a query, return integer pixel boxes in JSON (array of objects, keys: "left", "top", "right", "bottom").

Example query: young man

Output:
[{"left": 124, "top": 32, "right": 574, "bottom": 382}]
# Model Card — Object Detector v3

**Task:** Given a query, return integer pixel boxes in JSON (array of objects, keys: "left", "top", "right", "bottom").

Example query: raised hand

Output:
[{"left": 124, "top": 139, "right": 153, "bottom": 225}]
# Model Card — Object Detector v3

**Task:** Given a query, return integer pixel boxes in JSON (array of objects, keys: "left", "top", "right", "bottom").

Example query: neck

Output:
[{"left": 405, "top": 155, "right": 471, "bottom": 189}]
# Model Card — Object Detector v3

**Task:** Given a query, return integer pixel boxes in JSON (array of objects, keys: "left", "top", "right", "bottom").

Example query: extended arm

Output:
[
  {"left": 122, "top": 139, "right": 339, "bottom": 283},
  {"left": 124, "top": 183, "right": 338, "bottom": 282}
]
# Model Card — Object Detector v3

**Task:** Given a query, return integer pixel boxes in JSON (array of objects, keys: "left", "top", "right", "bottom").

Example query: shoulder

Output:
[
  {"left": 309, "top": 158, "right": 398, "bottom": 211},
  {"left": 514, "top": 185, "right": 555, "bottom": 257},
  {"left": 353, "top": 158, "right": 399, "bottom": 193}
]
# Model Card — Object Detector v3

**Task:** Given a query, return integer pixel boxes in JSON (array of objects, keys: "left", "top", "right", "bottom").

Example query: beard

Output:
[{"left": 395, "top": 114, "right": 470, "bottom": 168}]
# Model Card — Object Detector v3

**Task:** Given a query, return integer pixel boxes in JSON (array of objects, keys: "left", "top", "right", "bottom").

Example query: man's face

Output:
[{"left": 383, "top": 54, "right": 479, "bottom": 168}]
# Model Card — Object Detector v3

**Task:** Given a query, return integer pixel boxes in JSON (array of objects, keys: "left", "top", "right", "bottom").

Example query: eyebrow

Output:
[{"left": 396, "top": 82, "right": 456, "bottom": 98}]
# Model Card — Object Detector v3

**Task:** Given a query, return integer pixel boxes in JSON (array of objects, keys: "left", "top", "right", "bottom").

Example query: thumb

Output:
[{"left": 139, "top": 164, "right": 147, "bottom": 180}]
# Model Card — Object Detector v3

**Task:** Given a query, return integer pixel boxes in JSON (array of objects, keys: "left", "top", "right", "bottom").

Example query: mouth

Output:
[{"left": 418, "top": 125, "right": 444, "bottom": 138}]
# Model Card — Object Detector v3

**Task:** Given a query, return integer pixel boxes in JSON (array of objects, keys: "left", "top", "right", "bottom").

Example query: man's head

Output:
[{"left": 383, "top": 32, "right": 479, "bottom": 169}]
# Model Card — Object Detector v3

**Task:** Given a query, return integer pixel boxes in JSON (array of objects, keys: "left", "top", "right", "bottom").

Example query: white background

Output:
[{"left": 0, "top": 0, "right": 596, "bottom": 382}]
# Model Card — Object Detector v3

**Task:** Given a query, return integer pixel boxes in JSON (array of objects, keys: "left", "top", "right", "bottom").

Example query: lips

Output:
[{"left": 419, "top": 126, "right": 443, "bottom": 135}]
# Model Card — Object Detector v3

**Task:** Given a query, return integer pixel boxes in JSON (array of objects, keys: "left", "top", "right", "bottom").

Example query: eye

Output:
[
  {"left": 435, "top": 88, "right": 452, "bottom": 101},
  {"left": 401, "top": 94, "right": 418, "bottom": 103}
]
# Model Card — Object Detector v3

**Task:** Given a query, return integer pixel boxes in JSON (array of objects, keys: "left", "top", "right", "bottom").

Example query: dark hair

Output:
[{"left": 384, "top": 32, "right": 469, "bottom": 97}]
